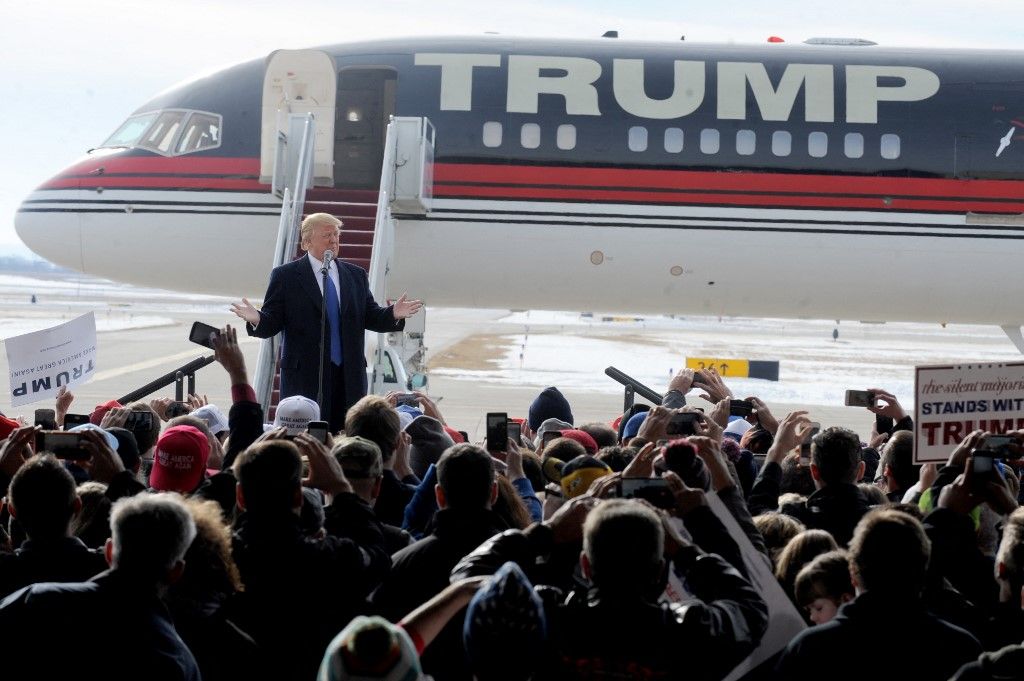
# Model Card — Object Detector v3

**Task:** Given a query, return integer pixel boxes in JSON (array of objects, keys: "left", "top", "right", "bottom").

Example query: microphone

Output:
[{"left": 321, "top": 249, "right": 334, "bottom": 273}]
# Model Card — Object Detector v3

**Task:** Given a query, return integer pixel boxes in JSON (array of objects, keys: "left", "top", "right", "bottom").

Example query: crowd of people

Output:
[{"left": 0, "top": 323, "right": 1022, "bottom": 681}]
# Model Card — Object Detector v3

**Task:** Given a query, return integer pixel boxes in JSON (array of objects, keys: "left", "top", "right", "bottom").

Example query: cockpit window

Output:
[
  {"left": 102, "top": 113, "right": 158, "bottom": 147},
  {"left": 138, "top": 111, "right": 187, "bottom": 154},
  {"left": 98, "top": 109, "right": 223, "bottom": 156},
  {"left": 176, "top": 113, "right": 221, "bottom": 154}
]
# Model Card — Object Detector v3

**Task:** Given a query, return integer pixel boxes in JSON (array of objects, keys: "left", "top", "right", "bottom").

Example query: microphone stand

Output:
[{"left": 317, "top": 256, "right": 331, "bottom": 411}]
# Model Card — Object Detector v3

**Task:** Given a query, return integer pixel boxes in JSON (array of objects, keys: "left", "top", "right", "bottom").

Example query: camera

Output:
[
  {"left": 486, "top": 413, "right": 508, "bottom": 453},
  {"left": 844, "top": 390, "right": 875, "bottom": 408},
  {"left": 306, "top": 420, "right": 330, "bottom": 445},
  {"left": 666, "top": 412, "right": 700, "bottom": 436},
  {"left": 619, "top": 477, "right": 675, "bottom": 509},
  {"left": 800, "top": 422, "right": 821, "bottom": 462},
  {"left": 166, "top": 401, "right": 190, "bottom": 419},
  {"left": 396, "top": 394, "right": 420, "bottom": 407},
  {"left": 188, "top": 321, "right": 221, "bottom": 349},
  {"left": 729, "top": 400, "right": 753, "bottom": 417},
  {"left": 35, "top": 431, "right": 89, "bottom": 460}
]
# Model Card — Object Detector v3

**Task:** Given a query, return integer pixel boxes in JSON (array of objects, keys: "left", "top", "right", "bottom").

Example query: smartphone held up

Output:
[
  {"left": 188, "top": 321, "right": 221, "bottom": 349},
  {"left": 486, "top": 413, "right": 508, "bottom": 453},
  {"left": 844, "top": 390, "right": 875, "bottom": 408}
]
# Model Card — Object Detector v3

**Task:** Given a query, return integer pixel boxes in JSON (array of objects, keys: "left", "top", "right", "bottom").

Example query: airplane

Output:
[{"left": 14, "top": 35, "right": 1024, "bottom": 346}]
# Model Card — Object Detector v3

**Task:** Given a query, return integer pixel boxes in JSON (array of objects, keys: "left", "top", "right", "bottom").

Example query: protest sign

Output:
[
  {"left": 659, "top": 494, "right": 806, "bottom": 680},
  {"left": 915, "top": 362, "right": 1024, "bottom": 463},
  {"left": 6, "top": 313, "right": 97, "bottom": 408}
]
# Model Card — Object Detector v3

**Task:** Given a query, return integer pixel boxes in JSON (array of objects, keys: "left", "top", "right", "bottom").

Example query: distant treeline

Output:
[{"left": 0, "top": 255, "right": 72, "bottom": 275}]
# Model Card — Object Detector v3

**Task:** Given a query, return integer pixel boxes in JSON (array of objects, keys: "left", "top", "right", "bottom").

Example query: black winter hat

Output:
[{"left": 528, "top": 387, "right": 573, "bottom": 432}]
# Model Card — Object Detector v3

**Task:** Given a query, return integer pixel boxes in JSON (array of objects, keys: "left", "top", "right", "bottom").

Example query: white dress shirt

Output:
[{"left": 307, "top": 252, "right": 342, "bottom": 307}]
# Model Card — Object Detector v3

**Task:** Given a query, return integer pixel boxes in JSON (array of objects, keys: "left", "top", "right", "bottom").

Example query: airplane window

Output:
[
  {"left": 772, "top": 131, "right": 792, "bottom": 157},
  {"left": 557, "top": 124, "right": 577, "bottom": 150},
  {"left": 736, "top": 130, "right": 756, "bottom": 156},
  {"left": 101, "top": 113, "right": 158, "bottom": 148},
  {"left": 700, "top": 129, "right": 720, "bottom": 154},
  {"left": 521, "top": 123, "right": 541, "bottom": 149},
  {"left": 175, "top": 113, "right": 222, "bottom": 155},
  {"left": 628, "top": 126, "right": 648, "bottom": 152},
  {"left": 881, "top": 133, "right": 901, "bottom": 160},
  {"left": 808, "top": 132, "right": 828, "bottom": 158},
  {"left": 137, "top": 111, "right": 187, "bottom": 154},
  {"left": 483, "top": 122, "right": 503, "bottom": 148},
  {"left": 664, "top": 128, "right": 684, "bottom": 153},
  {"left": 845, "top": 132, "right": 864, "bottom": 159}
]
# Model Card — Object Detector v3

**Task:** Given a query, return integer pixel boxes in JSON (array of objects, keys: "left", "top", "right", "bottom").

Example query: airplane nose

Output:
[{"left": 15, "top": 188, "right": 85, "bottom": 272}]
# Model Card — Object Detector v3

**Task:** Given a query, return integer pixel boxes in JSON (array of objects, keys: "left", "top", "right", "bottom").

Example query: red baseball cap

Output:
[
  {"left": 558, "top": 429, "right": 599, "bottom": 455},
  {"left": 443, "top": 426, "right": 465, "bottom": 444},
  {"left": 90, "top": 399, "right": 123, "bottom": 425},
  {"left": 0, "top": 415, "right": 19, "bottom": 440},
  {"left": 150, "top": 425, "right": 209, "bottom": 493}
]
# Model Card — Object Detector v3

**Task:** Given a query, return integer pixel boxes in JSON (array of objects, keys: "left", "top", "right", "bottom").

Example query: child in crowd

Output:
[{"left": 794, "top": 550, "right": 855, "bottom": 625}]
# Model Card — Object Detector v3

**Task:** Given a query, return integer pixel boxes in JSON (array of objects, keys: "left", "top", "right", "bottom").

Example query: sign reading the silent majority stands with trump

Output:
[
  {"left": 914, "top": 362, "right": 1024, "bottom": 463},
  {"left": 5, "top": 313, "right": 97, "bottom": 408}
]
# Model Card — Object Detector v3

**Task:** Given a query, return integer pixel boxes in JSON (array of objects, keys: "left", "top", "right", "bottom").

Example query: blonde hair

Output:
[{"left": 300, "top": 213, "right": 342, "bottom": 246}]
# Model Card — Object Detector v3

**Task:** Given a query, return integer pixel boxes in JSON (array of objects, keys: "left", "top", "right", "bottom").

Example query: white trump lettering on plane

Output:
[{"left": 414, "top": 53, "right": 941, "bottom": 124}]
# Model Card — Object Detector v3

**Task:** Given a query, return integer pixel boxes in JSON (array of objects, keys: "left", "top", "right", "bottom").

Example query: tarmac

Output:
[{"left": 2, "top": 273, "right": 1020, "bottom": 441}]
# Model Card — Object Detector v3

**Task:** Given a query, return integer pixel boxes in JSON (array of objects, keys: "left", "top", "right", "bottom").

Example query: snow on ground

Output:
[
  {"left": 431, "top": 311, "right": 1021, "bottom": 408},
  {"left": 0, "top": 314, "right": 175, "bottom": 340},
  {"left": 0, "top": 273, "right": 234, "bottom": 311}
]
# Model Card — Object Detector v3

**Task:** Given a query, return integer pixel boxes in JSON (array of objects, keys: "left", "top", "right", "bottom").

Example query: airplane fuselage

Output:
[{"left": 15, "top": 36, "right": 1024, "bottom": 324}]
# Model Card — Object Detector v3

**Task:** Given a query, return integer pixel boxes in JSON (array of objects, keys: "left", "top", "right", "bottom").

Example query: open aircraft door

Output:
[{"left": 260, "top": 49, "right": 336, "bottom": 186}]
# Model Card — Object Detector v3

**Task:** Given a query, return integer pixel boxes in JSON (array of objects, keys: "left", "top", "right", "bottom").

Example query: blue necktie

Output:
[{"left": 325, "top": 273, "right": 342, "bottom": 366}]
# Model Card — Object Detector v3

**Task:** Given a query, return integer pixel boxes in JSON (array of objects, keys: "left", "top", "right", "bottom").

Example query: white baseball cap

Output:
[
  {"left": 273, "top": 395, "right": 320, "bottom": 435},
  {"left": 191, "top": 404, "right": 229, "bottom": 436}
]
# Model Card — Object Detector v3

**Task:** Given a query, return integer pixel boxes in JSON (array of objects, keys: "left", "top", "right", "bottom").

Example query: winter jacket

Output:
[
  {"left": 750, "top": 462, "right": 872, "bottom": 546},
  {"left": 952, "top": 642, "right": 1024, "bottom": 681},
  {"left": 372, "top": 507, "right": 508, "bottom": 681},
  {"left": 231, "top": 493, "right": 390, "bottom": 681},
  {"left": 451, "top": 523, "right": 769, "bottom": 681},
  {"left": 0, "top": 536, "right": 107, "bottom": 599},
  {"left": 0, "top": 569, "right": 200, "bottom": 681},
  {"left": 776, "top": 591, "right": 981, "bottom": 681}
]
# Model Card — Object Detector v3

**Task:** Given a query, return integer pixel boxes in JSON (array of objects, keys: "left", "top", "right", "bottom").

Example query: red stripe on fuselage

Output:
[
  {"left": 432, "top": 183, "right": 1024, "bottom": 213},
  {"left": 433, "top": 163, "right": 1024, "bottom": 201},
  {"left": 40, "top": 176, "right": 265, "bottom": 191},
  {"left": 38, "top": 156, "right": 262, "bottom": 190},
  {"left": 36, "top": 156, "right": 1024, "bottom": 213}
]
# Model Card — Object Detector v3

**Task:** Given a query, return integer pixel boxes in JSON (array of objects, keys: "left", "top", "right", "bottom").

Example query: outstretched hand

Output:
[
  {"left": 392, "top": 293, "right": 424, "bottom": 320},
  {"left": 693, "top": 367, "right": 733, "bottom": 403},
  {"left": 297, "top": 433, "right": 352, "bottom": 497},
  {"left": 231, "top": 298, "right": 261, "bottom": 326},
  {"left": 55, "top": 386, "right": 75, "bottom": 426},
  {"left": 212, "top": 325, "right": 247, "bottom": 383},
  {"left": 0, "top": 426, "right": 37, "bottom": 478},
  {"left": 667, "top": 368, "right": 695, "bottom": 395},
  {"left": 866, "top": 388, "right": 906, "bottom": 422},
  {"left": 767, "top": 411, "right": 814, "bottom": 463}
]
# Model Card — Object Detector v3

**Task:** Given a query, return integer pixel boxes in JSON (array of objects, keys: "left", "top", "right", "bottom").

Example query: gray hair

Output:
[{"left": 110, "top": 492, "right": 196, "bottom": 581}]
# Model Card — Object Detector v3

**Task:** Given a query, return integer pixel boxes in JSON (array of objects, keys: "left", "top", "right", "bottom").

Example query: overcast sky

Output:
[{"left": 4, "top": 0, "right": 1024, "bottom": 256}]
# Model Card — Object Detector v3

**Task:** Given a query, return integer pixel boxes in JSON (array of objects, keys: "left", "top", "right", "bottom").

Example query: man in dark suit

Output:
[{"left": 232, "top": 213, "right": 422, "bottom": 431}]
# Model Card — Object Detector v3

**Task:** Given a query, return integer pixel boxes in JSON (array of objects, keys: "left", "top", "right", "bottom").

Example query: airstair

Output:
[{"left": 253, "top": 114, "right": 434, "bottom": 420}]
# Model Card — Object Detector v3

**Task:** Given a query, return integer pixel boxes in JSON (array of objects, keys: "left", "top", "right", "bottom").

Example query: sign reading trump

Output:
[
  {"left": 914, "top": 362, "right": 1024, "bottom": 463},
  {"left": 6, "top": 313, "right": 97, "bottom": 408}
]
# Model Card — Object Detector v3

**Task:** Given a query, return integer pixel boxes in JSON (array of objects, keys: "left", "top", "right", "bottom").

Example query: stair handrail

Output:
[
  {"left": 254, "top": 113, "right": 316, "bottom": 413},
  {"left": 367, "top": 121, "right": 398, "bottom": 304},
  {"left": 118, "top": 355, "right": 217, "bottom": 404}
]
